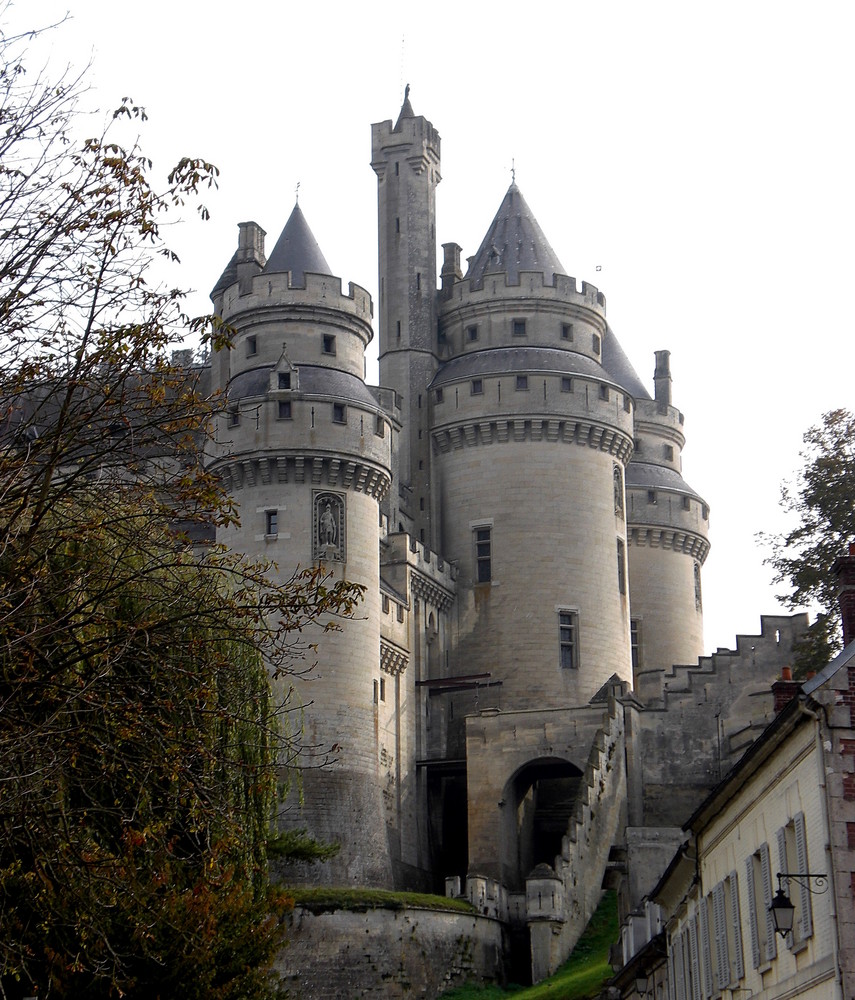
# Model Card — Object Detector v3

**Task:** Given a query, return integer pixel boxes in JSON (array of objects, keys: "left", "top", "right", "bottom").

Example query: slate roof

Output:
[
  {"left": 430, "top": 347, "right": 612, "bottom": 387},
  {"left": 465, "top": 183, "right": 566, "bottom": 287},
  {"left": 602, "top": 325, "right": 651, "bottom": 401},
  {"left": 625, "top": 460, "right": 703, "bottom": 499},
  {"left": 263, "top": 202, "right": 332, "bottom": 283},
  {"left": 227, "top": 364, "right": 380, "bottom": 407}
]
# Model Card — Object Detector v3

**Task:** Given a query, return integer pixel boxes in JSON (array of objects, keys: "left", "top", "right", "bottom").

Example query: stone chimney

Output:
[
  {"left": 654, "top": 350, "right": 672, "bottom": 409},
  {"left": 834, "top": 543, "right": 855, "bottom": 647}
]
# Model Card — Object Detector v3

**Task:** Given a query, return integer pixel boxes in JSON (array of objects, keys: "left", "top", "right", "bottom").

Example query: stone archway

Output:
[{"left": 503, "top": 757, "right": 583, "bottom": 890}]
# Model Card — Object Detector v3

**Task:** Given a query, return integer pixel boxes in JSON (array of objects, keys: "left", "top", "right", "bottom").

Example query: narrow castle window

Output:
[
  {"left": 561, "top": 377, "right": 573, "bottom": 393},
  {"left": 380, "top": 677, "right": 386, "bottom": 702},
  {"left": 467, "top": 325, "right": 478, "bottom": 342},
  {"left": 623, "top": 395, "right": 631, "bottom": 413},
  {"left": 694, "top": 563, "right": 703, "bottom": 611},
  {"left": 512, "top": 319, "right": 526, "bottom": 337},
  {"left": 265, "top": 510, "right": 278, "bottom": 536},
  {"left": 515, "top": 375, "right": 528, "bottom": 391},
  {"left": 397, "top": 604, "right": 404, "bottom": 623},
  {"left": 559, "top": 611, "right": 579, "bottom": 669},
  {"left": 278, "top": 400, "right": 292, "bottom": 419},
  {"left": 474, "top": 526, "right": 491, "bottom": 583},
  {"left": 682, "top": 495, "right": 691, "bottom": 511},
  {"left": 613, "top": 466, "right": 624, "bottom": 515},
  {"left": 278, "top": 372, "right": 291, "bottom": 389},
  {"left": 396, "top": 320, "right": 401, "bottom": 339},
  {"left": 333, "top": 403, "right": 346, "bottom": 424},
  {"left": 322, "top": 334, "right": 336, "bottom": 355},
  {"left": 395, "top": 217, "right": 400, "bottom": 233},
  {"left": 246, "top": 335, "right": 257, "bottom": 357},
  {"left": 382, "top": 595, "right": 390, "bottom": 614},
  {"left": 395, "top": 162, "right": 399, "bottom": 176},
  {"left": 617, "top": 539, "right": 626, "bottom": 595},
  {"left": 561, "top": 323, "right": 573, "bottom": 341},
  {"left": 420, "top": 497, "right": 425, "bottom": 511},
  {"left": 647, "top": 490, "right": 657, "bottom": 505},
  {"left": 471, "top": 379, "right": 483, "bottom": 395},
  {"left": 416, "top": 272, "right": 421, "bottom": 290},
  {"left": 630, "top": 619, "right": 641, "bottom": 670},
  {"left": 435, "top": 388, "right": 443, "bottom": 403},
  {"left": 375, "top": 415, "right": 385, "bottom": 436},
  {"left": 664, "top": 444, "right": 674, "bottom": 461},
  {"left": 592, "top": 333, "right": 601, "bottom": 355},
  {"left": 599, "top": 384, "right": 609, "bottom": 401}
]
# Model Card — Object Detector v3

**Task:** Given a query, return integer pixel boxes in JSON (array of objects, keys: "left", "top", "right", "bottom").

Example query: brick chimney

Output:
[
  {"left": 772, "top": 666, "right": 800, "bottom": 714},
  {"left": 834, "top": 543, "right": 855, "bottom": 648}
]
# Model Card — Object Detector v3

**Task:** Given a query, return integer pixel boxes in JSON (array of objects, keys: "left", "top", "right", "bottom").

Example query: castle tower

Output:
[
  {"left": 371, "top": 90, "right": 440, "bottom": 547},
  {"left": 208, "top": 204, "right": 395, "bottom": 886},
  {"left": 433, "top": 184, "right": 635, "bottom": 710},
  {"left": 625, "top": 350, "right": 710, "bottom": 686}
]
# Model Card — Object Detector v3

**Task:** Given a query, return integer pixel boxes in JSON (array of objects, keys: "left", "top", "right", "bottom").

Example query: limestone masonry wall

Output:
[{"left": 276, "top": 905, "right": 505, "bottom": 999}]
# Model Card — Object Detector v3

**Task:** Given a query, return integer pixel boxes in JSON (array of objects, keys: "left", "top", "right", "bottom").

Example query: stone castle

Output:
[{"left": 205, "top": 93, "right": 803, "bottom": 981}]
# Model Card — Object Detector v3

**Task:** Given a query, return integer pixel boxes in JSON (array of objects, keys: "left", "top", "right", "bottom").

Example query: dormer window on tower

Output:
[{"left": 278, "top": 372, "right": 291, "bottom": 390}]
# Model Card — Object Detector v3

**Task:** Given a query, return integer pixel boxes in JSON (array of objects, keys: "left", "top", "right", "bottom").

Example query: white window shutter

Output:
[
  {"left": 689, "top": 916, "right": 702, "bottom": 1000},
  {"left": 713, "top": 882, "right": 729, "bottom": 989},
  {"left": 776, "top": 827, "right": 791, "bottom": 946},
  {"left": 729, "top": 870, "right": 745, "bottom": 980},
  {"left": 698, "top": 898, "right": 714, "bottom": 998},
  {"left": 675, "top": 931, "right": 686, "bottom": 1000},
  {"left": 794, "top": 812, "right": 813, "bottom": 939},
  {"left": 745, "top": 856, "right": 761, "bottom": 968},
  {"left": 760, "top": 842, "right": 777, "bottom": 961}
]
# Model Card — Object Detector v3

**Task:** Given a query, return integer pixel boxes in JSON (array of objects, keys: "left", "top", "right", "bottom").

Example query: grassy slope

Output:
[
  {"left": 288, "top": 886, "right": 475, "bottom": 915},
  {"left": 440, "top": 891, "right": 618, "bottom": 1000}
]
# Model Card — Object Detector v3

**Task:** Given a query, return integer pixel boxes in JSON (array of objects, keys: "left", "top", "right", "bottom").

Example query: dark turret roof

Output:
[
  {"left": 602, "top": 326, "right": 651, "bottom": 401},
  {"left": 466, "top": 183, "right": 566, "bottom": 287},
  {"left": 264, "top": 202, "right": 331, "bottom": 283},
  {"left": 394, "top": 86, "right": 415, "bottom": 130}
]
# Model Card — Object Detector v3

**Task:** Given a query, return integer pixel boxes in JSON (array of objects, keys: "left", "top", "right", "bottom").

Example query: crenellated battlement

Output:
[
  {"left": 371, "top": 114, "right": 441, "bottom": 180},
  {"left": 444, "top": 269, "right": 606, "bottom": 311},
  {"left": 219, "top": 270, "right": 373, "bottom": 326}
]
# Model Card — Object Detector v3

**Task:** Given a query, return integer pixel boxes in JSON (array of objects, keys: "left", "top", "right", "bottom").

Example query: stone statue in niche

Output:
[
  {"left": 613, "top": 465, "right": 624, "bottom": 516},
  {"left": 313, "top": 491, "right": 345, "bottom": 562}
]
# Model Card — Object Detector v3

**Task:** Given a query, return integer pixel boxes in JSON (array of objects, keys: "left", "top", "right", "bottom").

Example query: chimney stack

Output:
[
  {"left": 834, "top": 543, "right": 855, "bottom": 648},
  {"left": 654, "top": 350, "right": 672, "bottom": 408}
]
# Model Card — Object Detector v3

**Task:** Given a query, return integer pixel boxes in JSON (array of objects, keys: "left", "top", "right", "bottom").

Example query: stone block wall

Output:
[{"left": 275, "top": 905, "right": 505, "bottom": 999}]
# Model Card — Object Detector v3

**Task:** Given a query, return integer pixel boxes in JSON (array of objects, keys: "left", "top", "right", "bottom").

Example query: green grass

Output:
[
  {"left": 288, "top": 886, "right": 476, "bottom": 915},
  {"left": 440, "top": 891, "right": 618, "bottom": 1000}
]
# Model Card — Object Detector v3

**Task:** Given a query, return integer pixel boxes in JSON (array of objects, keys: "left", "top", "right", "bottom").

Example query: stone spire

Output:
[
  {"left": 465, "top": 183, "right": 566, "bottom": 287},
  {"left": 263, "top": 202, "right": 332, "bottom": 284}
]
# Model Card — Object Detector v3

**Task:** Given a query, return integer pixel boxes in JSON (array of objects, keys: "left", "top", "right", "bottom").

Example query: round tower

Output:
[
  {"left": 433, "top": 184, "right": 634, "bottom": 708},
  {"left": 626, "top": 350, "right": 710, "bottom": 691},
  {"left": 208, "top": 205, "right": 395, "bottom": 886}
]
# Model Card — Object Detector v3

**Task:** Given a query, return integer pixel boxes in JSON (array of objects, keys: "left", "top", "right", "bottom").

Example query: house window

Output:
[
  {"left": 333, "top": 402, "right": 346, "bottom": 424},
  {"left": 265, "top": 510, "right": 278, "bottom": 536},
  {"left": 512, "top": 319, "right": 526, "bottom": 337},
  {"left": 227, "top": 409, "right": 240, "bottom": 427},
  {"left": 474, "top": 526, "right": 491, "bottom": 583},
  {"left": 617, "top": 539, "right": 626, "bottom": 595},
  {"left": 278, "top": 400, "right": 292, "bottom": 419},
  {"left": 561, "top": 376, "right": 573, "bottom": 393},
  {"left": 559, "top": 610, "right": 579, "bottom": 669},
  {"left": 322, "top": 334, "right": 336, "bottom": 355},
  {"left": 561, "top": 323, "right": 573, "bottom": 341},
  {"left": 278, "top": 372, "right": 291, "bottom": 389},
  {"left": 592, "top": 333, "right": 601, "bottom": 355},
  {"left": 246, "top": 335, "right": 257, "bottom": 357},
  {"left": 467, "top": 325, "right": 478, "bottom": 342},
  {"left": 630, "top": 619, "right": 641, "bottom": 670},
  {"left": 777, "top": 814, "right": 813, "bottom": 945},
  {"left": 745, "top": 842, "right": 777, "bottom": 969},
  {"left": 515, "top": 375, "right": 528, "bottom": 390},
  {"left": 471, "top": 379, "right": 483, "bottom": 395}
]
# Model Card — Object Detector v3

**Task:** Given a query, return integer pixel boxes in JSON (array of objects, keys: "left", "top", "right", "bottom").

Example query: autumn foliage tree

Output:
[
  {"left": 763, "top": 408, "right": 855, "bottom": 675},
  {"left": 0, "top": 15, "right": 359, "bottom": 999}
]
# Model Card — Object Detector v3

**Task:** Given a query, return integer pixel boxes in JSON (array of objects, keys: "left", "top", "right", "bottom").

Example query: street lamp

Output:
[{"left": 768, "top": 872, "right": 827, "bottom": 938}]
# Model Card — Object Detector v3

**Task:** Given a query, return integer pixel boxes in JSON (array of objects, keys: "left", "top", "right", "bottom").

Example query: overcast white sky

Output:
[{"left": 14, "top": 1, "right": 855, "bottom": 655}]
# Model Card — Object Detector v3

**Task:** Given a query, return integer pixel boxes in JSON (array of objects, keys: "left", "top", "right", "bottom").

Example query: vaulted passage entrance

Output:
[{"left": 505, "top": 757, "right": 583, "bottom": 889}]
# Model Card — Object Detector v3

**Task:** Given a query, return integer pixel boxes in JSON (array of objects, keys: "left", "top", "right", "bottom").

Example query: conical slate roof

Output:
[
  {"left": 264, "top": 202, "right": 332, "bottom": 283},
  {"left": 465, "top": 183, "right": 566, "bottom": 287}
]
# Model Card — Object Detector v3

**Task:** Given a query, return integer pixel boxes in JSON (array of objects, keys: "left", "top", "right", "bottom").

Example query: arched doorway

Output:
[{"left": 504, "top": 757, "right": 583, "bottom": 889}]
